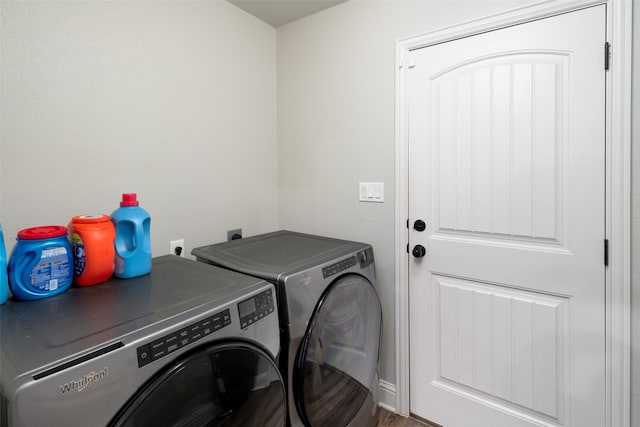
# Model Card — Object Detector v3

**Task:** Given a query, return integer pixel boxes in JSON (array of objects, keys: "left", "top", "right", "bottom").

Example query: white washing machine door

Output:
[
  {"left": 110, "top": 341, "right": 286, "bottom": 427},
  {"left": 293, "top": 274, "right": 382, "bottom": 427}
]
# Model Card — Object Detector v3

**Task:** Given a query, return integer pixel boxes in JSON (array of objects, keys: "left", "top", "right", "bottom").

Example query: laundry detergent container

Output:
[
  {"left": 8, "top": 225, "right": 73, "bottom": 300},
  {"left": 68, "top": 214, "right": 116, "bottom": 286}
]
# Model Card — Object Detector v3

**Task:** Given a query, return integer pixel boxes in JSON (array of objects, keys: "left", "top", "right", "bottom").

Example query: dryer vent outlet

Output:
[{"left": 227, "top": 229, "right": 242, "bottom": 241}]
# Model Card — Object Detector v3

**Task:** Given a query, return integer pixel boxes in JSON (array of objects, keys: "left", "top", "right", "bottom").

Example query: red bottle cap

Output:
[
  {"left": 120, "top": 193, "right": 139, "bottom": 207},
  {"left": 17, "top": 225, "right": 68, "bottom": 240}
]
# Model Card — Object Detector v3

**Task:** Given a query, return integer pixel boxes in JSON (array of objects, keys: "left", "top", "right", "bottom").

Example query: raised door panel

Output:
[{"left": 432, "top": 54, "right": 567, "bottom": 246}]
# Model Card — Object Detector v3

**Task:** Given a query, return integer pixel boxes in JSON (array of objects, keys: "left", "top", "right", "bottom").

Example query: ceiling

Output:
[{"left": 227, "top": 0, "right": 349, "bottom": 27}]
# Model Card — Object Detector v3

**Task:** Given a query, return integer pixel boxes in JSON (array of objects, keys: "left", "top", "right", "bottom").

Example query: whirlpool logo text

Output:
[{"left": 59, "top": 367, "right": 108, "bottom": 394}]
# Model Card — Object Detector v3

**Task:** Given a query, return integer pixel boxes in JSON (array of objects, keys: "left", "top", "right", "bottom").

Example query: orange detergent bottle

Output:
[{"left": 68, "top": 215, "right": 116, "bottom": 286}]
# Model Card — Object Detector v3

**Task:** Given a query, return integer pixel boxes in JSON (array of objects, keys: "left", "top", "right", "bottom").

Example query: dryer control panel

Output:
[
  {"left": 322, "top": 256, "right": 357, "bottom": 278},
  {"left": 238, "top": 288, "right": 275, "bottom": 329},
  {"left": 321, "top": 247, "right": 374, "bottom": 279},
  {"left": 357, "top": 247, "right": 374, "bottom": 268}
]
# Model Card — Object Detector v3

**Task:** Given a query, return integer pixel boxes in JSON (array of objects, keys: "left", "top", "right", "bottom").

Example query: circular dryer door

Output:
[
  {"left": 110, "top": 342, "right": 286, "bottom": 427},
  {"left": 294, "top": 273, "right": 382, "bottom": 427}
]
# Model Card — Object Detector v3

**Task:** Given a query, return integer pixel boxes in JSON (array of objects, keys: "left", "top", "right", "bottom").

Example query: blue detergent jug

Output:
[
  {"left": 8, "top": 225, "right": 73, "bottom": 300},
  {"left": 0, "top": 224, "right": 9, "bottom": 304},
  {"left": 111, "top": 193, "right": 151, "bottom": 279}
]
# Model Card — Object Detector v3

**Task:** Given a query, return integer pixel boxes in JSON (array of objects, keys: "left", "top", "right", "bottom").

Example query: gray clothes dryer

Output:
[
  {"left": 0, "top": 256, "right": 285, "bottom": 427},
  {"left": 192, "top": 231, "right": 382, "bottom": 427}
]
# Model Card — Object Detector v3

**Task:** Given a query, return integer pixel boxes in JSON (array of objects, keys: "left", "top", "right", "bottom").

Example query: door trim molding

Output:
[{"left": 393, "top": 1, "right": 632, "bottom": 425}]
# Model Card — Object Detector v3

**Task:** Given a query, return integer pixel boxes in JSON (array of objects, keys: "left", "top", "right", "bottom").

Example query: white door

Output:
[{"left": 408, "top": 6, "right": 606, "bottom": 427}]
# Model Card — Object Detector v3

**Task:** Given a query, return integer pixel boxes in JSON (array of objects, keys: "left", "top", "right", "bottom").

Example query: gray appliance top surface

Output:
[
  {"left": 0, "top": 255, "right": 268, "bottom": 376},
  {"left": 191, "top": 230, "right": 369, "bottom": 282}
]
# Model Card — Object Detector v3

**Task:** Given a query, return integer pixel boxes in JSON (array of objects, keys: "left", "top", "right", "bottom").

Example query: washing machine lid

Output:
[
  {"left": 191, "top": 230, "right": 369, "bottom": 283},
  {"left": 0, "top": 256, "right": 270, "bottom": 379},
  {"left": 110, "top": 341, "right": 286, "bottom": 427}
]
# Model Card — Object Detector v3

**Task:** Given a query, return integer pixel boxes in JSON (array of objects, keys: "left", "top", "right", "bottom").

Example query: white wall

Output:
[
  {"left": 0, "top": 1, "right": 278, "bottom": 255},
  {"left": 276, "top": 0, "right": 538, "bottom": 395}
]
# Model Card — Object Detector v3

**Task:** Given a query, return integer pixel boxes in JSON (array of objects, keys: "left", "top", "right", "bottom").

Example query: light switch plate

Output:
[{"left": 359, "top": 182, "right": 384, "bottom": 203}]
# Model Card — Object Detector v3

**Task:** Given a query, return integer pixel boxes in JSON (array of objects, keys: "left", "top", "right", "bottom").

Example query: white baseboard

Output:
[{"left": 378, "top": 379, "right": 397, "bottom": 412}]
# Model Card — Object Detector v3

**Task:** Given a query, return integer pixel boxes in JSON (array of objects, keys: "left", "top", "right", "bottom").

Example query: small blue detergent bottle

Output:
[
  {"left": 1, "top": 224, "right": 9, "bottom": 304},
  {"left": 111, "top": 193, "right": 151, "bottom": 279},
  {"left": 7, "top": 225, "right": 74, "bottom": 300}
]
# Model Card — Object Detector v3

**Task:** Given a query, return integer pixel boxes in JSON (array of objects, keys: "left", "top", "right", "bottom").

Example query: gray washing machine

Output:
[
  {"left": 0, "top": 256, "right": 285, "bottom": 427},
  {"left": 192, "top": 231, "right": 382, "bottom": 427}
]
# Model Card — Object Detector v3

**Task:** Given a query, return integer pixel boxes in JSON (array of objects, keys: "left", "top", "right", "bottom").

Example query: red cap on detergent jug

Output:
[
  {"left": 17, "top": 225, "right": 68, "bottom": 240},
  {"left": 120, "top": 193, "right": 139, "bottom": 207}
]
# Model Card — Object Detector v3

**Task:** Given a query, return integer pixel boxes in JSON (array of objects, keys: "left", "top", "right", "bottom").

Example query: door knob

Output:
[
  {"left": 413, "top": 219, "right": 426, "bottom": 232},
  {"left": 412, "top": 244, "right": 426, "bottom": 258}
]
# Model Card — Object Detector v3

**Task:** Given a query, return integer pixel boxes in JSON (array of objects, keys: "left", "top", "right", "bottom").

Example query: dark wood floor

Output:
[{"left": 377, "top": 407, "right": 442, "bottom": 427}]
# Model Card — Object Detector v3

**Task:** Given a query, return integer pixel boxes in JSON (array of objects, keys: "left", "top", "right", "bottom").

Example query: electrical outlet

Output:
[
  {"left": 227, "top": 229, "right": 242, "bottom": 241},
  {"left": 170, "top": 239, "right": 185, "bottom": 257}
]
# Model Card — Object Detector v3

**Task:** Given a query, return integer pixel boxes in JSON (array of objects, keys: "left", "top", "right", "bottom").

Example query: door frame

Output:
[{"left": 393, "top": 1, "right": 632, "bottom": 426}]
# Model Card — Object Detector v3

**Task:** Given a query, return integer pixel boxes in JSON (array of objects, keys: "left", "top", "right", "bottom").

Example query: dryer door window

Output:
[
  {"left": 294, "top": 274, "right": 382, "bottom": 427},
  {"left": 110, "top": 342, "right": 286, "bottom": 427}
]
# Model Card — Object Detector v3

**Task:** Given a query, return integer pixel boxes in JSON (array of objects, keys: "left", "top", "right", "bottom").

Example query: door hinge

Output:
[
  {"left": 406, "top": 243, "right": 409, "bottom": 254},
  {"left": 604, "top": 42, "right": 611, "bottom": 71},
  {"left": 604, "top": 239, "right": 609, "bottom": 266}
]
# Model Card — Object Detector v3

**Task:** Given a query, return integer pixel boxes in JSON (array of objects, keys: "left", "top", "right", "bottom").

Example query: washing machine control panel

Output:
[
  {"left": 136, "top": 308, "right": 231, "bottom": 367},
  {"left": 238, "top": 289, "right": 275, "bottom": 329}
]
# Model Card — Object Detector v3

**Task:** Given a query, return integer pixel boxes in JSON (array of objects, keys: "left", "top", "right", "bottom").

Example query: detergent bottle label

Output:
[
  {"left": 70, "top": 233, "right": 86, "bottom": 278},
  {"left": 29, "top": 247, "right": 71, "bottom": 291}
]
